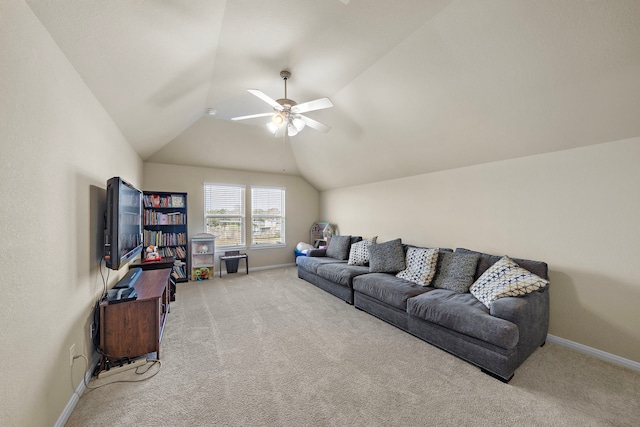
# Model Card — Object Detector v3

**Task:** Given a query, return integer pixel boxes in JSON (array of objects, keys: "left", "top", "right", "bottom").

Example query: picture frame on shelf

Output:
[{"left": 171, "top": 194, "right": 184, "bottom": 207}]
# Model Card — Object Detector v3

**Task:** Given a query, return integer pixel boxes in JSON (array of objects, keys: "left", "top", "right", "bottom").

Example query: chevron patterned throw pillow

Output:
[{"left": 470, "top": 256, "right": 549, "bottom": 308}]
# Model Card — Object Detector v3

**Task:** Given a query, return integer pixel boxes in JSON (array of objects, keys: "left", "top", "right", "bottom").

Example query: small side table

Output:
[{"left": 219, "top": 252, "right": 249, "bottom": 278}]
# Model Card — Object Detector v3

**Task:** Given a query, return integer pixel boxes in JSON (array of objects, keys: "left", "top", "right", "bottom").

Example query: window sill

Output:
[
  {"left": 250, "top": 244, "right": 286, "bottom": 250},
  {"left": 215, "top": 245, "right": 247, "bottom": 253}
]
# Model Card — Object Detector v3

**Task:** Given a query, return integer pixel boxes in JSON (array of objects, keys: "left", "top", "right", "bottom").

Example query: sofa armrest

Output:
[
  {"left": 307, "top": 248, "right": 328, "bottom": 257},
  {"left": 490, "top": 288, "right": 550, "bottom": 359},
  {"left": 490, "top": 288, "right": 548, "bottom": 326}
]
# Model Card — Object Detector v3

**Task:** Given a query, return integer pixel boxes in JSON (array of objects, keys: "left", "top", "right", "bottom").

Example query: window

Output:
[
  {"left": 204, "top": 184, "right": 245, "bottom": 247},
  {"left": 251, "top": 186, "right": 285, "bottom": 246}
]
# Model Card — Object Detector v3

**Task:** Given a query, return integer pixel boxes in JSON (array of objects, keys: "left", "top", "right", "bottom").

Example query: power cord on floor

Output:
[{"left": 74, "top": 354, "right": 162, "bottom": 393}]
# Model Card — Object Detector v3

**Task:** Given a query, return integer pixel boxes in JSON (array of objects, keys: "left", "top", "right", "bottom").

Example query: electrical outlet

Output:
[{"left": 69, "top": 344, "right": 75, "bottom": 366}]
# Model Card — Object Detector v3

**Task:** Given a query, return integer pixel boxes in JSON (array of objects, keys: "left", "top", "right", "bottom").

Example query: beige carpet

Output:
[{"left": 66, "top": 267, "right": 640, "bottom": 426}]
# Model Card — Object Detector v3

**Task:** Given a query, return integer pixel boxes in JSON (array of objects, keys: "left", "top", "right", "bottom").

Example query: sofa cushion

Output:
[
  {"left": 404, "top": 244, "right": 453, "bottom": 254},
  {"left": 407, "top": 289, "right": 520, "bottom": 349},
  {"left": 455, "top": 248, "right": 549, "bottom": 280},
  {"left": 470, "top": 256, "right": 549, "bottom": 308},
  {"left": 348, "top": 236, "right": 377, "bottom": 266},
  {"left": 432, "top": 251, "right": 480, "bottom": 293},
  {"left": 369, "top": 238, "right": 405, "bottom": 273},
  {"left": 296, "top": 255, "right": 346, "bottom": 274},
  {"left": 316, "top": 263, "right": 371, "bottom": 287},
  {"left": 353, "top": 273, "right": 433, "bottom": 310},
  {"left": 326, "top": 235, "right": 352, "bottom": 260},
  {"left": 306, "top": 247, "right": 328, "bottom": 257},
  {"left": 396, "top": 247, "right": 439, "bottom": 287}
]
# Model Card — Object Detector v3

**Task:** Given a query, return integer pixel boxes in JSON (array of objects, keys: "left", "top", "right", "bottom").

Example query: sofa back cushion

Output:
[
  {"left": 326, "top": 235, "right": 352, "bottom": 260},
  {"left": 403, "top": 244, "right": 453, "bottom": 254},
  {"left": 455, "top": 247, "right": 549, "bottom": 280}
]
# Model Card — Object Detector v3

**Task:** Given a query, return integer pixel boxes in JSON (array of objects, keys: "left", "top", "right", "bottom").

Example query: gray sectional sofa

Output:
[
  {"left": 296, "top": 236, "right": 550, "bottom": 382},
  {"left": 296, "top": 236, "right": 368, "bottom": 304}
]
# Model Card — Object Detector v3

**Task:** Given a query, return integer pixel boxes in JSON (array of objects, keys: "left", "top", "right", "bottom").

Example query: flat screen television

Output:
[{"left": 104, "top": 176, "right": 143, "bottom": 270}]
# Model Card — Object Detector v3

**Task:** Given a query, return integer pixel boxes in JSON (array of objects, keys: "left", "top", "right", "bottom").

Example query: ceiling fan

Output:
[{"left": 231, "top": 70, "right": 333, "bottom": 137}]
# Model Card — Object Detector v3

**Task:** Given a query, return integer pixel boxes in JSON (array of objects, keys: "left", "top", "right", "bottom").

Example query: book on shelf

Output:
[
  {"left": 144, "top": 210, "right": 186, "bottom": 225},
  {"left": 171, "top": 260, "right": 187, "bottom": 280},
  {"left": 143, "top": 230, "right": 187, "bottom": 247},
  {"left": 154, "top": 245, "right": 187, "bottom": 259}
]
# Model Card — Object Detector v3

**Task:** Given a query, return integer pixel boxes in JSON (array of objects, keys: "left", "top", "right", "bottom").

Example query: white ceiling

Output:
[{"left": 26, "top": 0, "right": 640, "bottom": 190}]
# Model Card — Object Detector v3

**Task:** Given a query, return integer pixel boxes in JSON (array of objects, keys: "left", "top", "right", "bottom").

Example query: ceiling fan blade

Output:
[
  {"left": 231, "top": 112, "right": 273, "bottom": 121},
  {"left": 247, "top": 89, "right": 281, "bottom": 109},
  {"left": 292, "top": 97, "right": 333, "bottom": 114},
  {"left": 300, "top": 115, "right": 331, "bottom": 133}
]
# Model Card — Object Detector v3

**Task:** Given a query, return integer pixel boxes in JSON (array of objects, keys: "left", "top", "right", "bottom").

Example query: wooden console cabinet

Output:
[{"left": 99, "top": 268, "right": 171, "bottom": 368}]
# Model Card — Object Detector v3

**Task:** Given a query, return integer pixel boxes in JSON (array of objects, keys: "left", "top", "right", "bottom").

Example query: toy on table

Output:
[{"left": 144, "top": 245, "right": 162, "bottom": 262}]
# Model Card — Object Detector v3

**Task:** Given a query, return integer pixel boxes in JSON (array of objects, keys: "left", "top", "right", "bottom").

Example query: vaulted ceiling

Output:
[{"left": 26, "top": 0, "right": 640, "bottom": 190}]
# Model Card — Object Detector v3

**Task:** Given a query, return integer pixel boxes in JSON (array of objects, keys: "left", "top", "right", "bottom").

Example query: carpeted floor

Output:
[{"left": 66, "top": 267, "right": 640, "bottom": 426}]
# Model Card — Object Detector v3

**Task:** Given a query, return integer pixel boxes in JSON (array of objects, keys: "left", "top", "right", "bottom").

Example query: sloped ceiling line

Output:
[{"left": 25, "top": 0, "right": 640, "bottom": 191}]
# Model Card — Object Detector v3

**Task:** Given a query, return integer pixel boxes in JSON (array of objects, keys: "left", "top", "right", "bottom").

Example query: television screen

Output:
[{"left": 104, "top": 177, "right": 143, "bottom": 270}]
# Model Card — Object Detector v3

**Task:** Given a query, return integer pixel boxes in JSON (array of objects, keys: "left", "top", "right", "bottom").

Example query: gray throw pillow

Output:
[
  {"left": 369, "top": 238, "right": 405, "bottom": 273},
  {"left": 432, "top": 252, "right": 480, "bottom": 293},
  {"left": 326, "top": 235, "right": 352, "bottom": 260}
]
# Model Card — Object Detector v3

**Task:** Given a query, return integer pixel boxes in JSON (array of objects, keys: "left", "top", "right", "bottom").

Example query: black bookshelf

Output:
[{"left": 142, "top": 191, "right": 188, "bottom": 282}]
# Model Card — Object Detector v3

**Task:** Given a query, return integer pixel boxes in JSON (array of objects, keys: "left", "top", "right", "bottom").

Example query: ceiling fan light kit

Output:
[
  {"left": 272, "top": 112, "right": 286, "bottom": 126},
  {"left": 231, "top": 70, "right": 333, "bottom": 137}
]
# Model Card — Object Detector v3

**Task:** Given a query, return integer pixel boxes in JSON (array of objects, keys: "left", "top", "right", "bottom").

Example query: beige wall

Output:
[
  {"left": 0, "top": 1, "right": 143, "bottom": 426},
  {"left": 143, "top": 163, "right": 320, "bottom": 272},
  {"left": 321, "top": 138, "right": 640, "bottom": 362},
  {"left": 1, "top": 2, "right": 636, "bottom": 425}
]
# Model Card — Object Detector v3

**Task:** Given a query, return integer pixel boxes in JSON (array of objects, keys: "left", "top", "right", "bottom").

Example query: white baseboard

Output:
[
  {"left": 547, "top": 334, "right": 640, "bottom": 371},
  {"left": 250, "top": 262, "right": 296, "bottom": 271},
  {"left": 218, "top": 262, "right": 296, "bottom": 276},
  {"left": 55, "top": 354, "right": 100, "bottom": 427}
]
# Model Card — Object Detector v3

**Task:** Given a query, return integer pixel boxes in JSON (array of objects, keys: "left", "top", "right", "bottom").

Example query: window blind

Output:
[
  {"left": 251, "top": 187, "right": 285, "bottom": 246},
  {"left": 204, "top": 184, "right": 245, "bottom": 247}
]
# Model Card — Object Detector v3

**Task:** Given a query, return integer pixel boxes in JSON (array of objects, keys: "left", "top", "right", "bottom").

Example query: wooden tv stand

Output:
[{"left": 99, "top": 268, "right": 171, "bottom": 370}]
